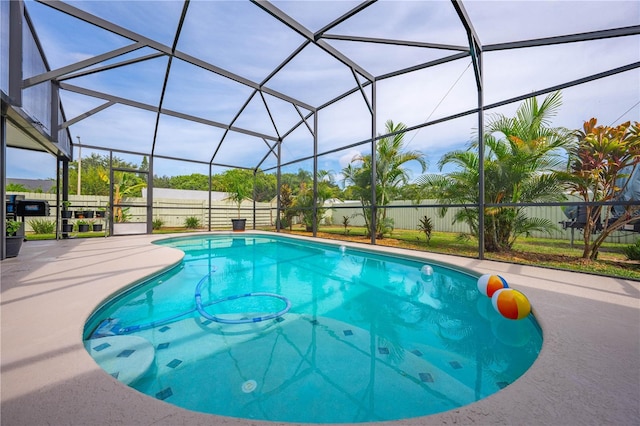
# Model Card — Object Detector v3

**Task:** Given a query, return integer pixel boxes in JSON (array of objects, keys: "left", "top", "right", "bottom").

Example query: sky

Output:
[{"left": 7, "top": 0, "right": 640, "bottom": 186}]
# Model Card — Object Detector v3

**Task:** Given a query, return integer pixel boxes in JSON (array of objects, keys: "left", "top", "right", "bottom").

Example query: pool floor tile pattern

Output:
[
  {"left": 118, "top": 312, "right": 495, "bottom": 420},
  {"left": 117, "top": 349, "right": 135, "bottom": 358},
  {"left": 156, "top": 388, "right": 173, "bottom": 400},
  {"left": 419, "top": 373, "right": 434, "bottom": 383},
  {"left": 167, "top": 359, "right": 183, "bottom": 368},
  {"left": 93, "top": 342, "right": 111, "bottom": 351}
]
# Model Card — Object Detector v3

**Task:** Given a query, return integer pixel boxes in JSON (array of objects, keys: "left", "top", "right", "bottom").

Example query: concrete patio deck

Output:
[{"left": 1, "top": 232, "right": 638, "bottom": 426}]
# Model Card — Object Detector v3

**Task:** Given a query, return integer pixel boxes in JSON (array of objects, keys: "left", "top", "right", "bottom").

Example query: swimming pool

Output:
[{"left": 84, "top": 234, "right": 542, "bottom": 423}]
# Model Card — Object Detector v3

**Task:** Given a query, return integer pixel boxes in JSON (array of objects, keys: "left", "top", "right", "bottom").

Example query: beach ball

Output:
[
  {"left": 477, "top": 274, "right": 508, "bottom": 298},
  {"left": 491, "top": 288, "right": 531, "bottom": 320}
]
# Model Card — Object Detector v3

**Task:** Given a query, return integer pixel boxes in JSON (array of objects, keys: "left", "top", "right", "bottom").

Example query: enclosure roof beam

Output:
[
  {"left": 376, "top": 52, "right": 470, "bottom": 81},
  {"left": 251, "top": 0, "right": 375, "bottom": 82},
  {"left": 37, "top": 0, "right": 171, "bottom": 53},
  {"left": 57, "top": 53, "right": 166, "bottom": 82},
  {"left": 320, "top": 34, "right": 469, "bottom": 52},
  {"left": 23, "top": 42, "right": 147, "bottom": 88},
  {"left": 484, "top": 25, "right": 640, "bottom": 51},
  {"left": 37, "top": 0, "right": 315, "bottom": 113},
  {"left": 313, "top": 1, "right": 377, "bottom": 40},
  {"left": 60, "top": 101, "right": 115, "bottom": 129},
  {"left": 151, "top": 0, "right": 190, "bottom": 157},
  {"left": 59, "top": 83, "right": 279, "bottom": 142}
]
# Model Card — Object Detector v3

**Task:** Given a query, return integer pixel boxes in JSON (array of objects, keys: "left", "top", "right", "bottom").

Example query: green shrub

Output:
[
  {"left": 417, "top": 215, "right": 433, "bottom": 245},
  {"left": 6, "top": 219, "right": 22, "bottom": 236},
  {"left": 342, "top": 216, "right": 350, "bottom": 235},
  {"left": 152, "top": 218, "right": 164, "bottom": 230},
  {"left": 75, "top": 220, "right": 90, "bottom": 231},
  {"left": 184, "top": 216, "right": 201, "bottom": 229},
  {"left": 623, "top": 239, "right": 640, "bottom": 261},
  {"left": 28, "top": 218, "right": 56, "bottom": 234}
]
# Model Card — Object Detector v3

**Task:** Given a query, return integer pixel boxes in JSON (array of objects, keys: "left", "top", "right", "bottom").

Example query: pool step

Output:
[{"left": 84, "top": 335, "right": 155, "bottom": 385}]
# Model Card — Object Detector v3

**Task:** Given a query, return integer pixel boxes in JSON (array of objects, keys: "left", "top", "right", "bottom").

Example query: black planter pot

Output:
[
  {"left": 231, "top": 218, "right": 246, "bottom": 232},
  {"left": 74, "top": 210, "right": 94, "bottom": 219},
  {"left": 5, "top": 236, "right": 23, "bottom": 258},
  {"left": 62, "top": 224, "right": 73, "bottom": 233},
  {"left": 95, "top": 211, "right": 106, "bottom": 218},
  {"left": 92, "top": 224, "right": 103, "bottom": 232},
  {"left": 61, "top": 210, "right": 73, "bottom": 219},
  {"left": 78, "top": 224, "right": 90, "bottom": 232}
]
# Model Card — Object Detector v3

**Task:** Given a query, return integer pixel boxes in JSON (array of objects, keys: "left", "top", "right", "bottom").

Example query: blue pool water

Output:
[{"left": 84, "top": 234, "right": 542, "bottom": 423}]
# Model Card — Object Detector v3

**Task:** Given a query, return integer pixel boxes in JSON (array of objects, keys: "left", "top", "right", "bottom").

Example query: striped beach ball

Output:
[
  {"left": 477, "top": 274, "right": 509, "bottom": 298},
  {"left": 491, "top": 288, "right": 531, "bottom": 320}
]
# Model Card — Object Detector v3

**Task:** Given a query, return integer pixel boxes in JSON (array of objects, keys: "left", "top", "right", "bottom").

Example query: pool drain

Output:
[{"left": 242, "top": 379, "right": 257, "bottom": 393}]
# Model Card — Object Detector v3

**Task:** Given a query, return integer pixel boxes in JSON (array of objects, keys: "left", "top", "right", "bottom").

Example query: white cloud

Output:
[{"left": 338, "top": 149, "right": 362, "bottom": 168}]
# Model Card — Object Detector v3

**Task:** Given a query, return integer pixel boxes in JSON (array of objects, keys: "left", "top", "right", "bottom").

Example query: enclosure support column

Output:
[
  {"left": 61, "top": 157, "right": 70, "bottom": 239},
  {"left": 8, "top": 0, "right": 22, "bottom": 107},
  {"left": 454, "top": 0, "right": 485, "bottom": 260},
  {"left": 208, "top": 163, "right": 212, "bottom": 231},
  {"left": 147, "top": 156, "right": 154, "bottom": 234},
  {"left": 252, "top": 169, "right": 257, "bottom": 230},
  {"left": 370, "top": 81, "right": 377, "bottom": 245},
  {"left": 1, "top": 113, "right": 7, "bottom": 260},
  {"left": 276, "top": 138, "right": 282, "bottom": 232},
  {"left": 312, "top": 113, "right": 318, "bottom": 237},
  {"left": 108, "top": 152, "right": 114, "bottom": 236},
  {"left": 475, "top": 50, "right": 485, "bottom": 260}
]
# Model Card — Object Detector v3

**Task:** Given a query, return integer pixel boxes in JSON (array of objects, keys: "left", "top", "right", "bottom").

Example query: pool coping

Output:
[{"left": 1, "top": 231, "right": 639, "bottom": 425}]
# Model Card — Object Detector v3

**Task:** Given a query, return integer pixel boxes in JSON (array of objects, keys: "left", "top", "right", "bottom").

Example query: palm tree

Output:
[
  {"left": 343, "top": 120, "right": 427, "bottom": 238},
  {"left": 223, "top": 169, "right": 253, "bottom": 218},
  {"left": 418, "top": 91, "right": 572, "bottom": 252},
  {"left": 293, "top": 170, "right": 337, "bottom": 231},
  {"left": 98, "top": 169, "right": 147, "bottom": 223},
  {"left": 278, "top": 183, "right": 294, "bottom": 230}
]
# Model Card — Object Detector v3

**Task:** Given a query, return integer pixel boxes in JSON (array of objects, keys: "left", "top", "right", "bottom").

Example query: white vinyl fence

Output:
[
  {"left": 328, "top": 199, "right": 639, "bottom": 244},
  {"left": 8, "top": 193, "right": 273, "bottom": 231},
  {"left": 9, "top": 192, "right": 638, "bottom": 244}
]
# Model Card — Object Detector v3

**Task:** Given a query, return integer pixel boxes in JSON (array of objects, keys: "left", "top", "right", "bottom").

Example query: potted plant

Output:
[
  {"left": 95, "top": 208, "right": 106, "bottom": 218},
  {"left": 74, "top": 209, "right": 94, "bottom": 219},
  {"left": 5, "top": 219, "right": 24, "bottom": 258},
  {"left": 225, "top": 172, "right": 252, "bottom": 232},
  {"left": 61, "top": 200, "right": 73, "bottom": 218},
  {"left": 76, "top": 220, "right": 90, "bottom": 233},
  {"left": 90, "top": 220, "right": 103, "bottom": 232}
]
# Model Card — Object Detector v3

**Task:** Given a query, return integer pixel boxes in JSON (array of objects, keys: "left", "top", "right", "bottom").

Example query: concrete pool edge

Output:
[{"left": 1, "top": 231, "right": 638, "bottom": 425}]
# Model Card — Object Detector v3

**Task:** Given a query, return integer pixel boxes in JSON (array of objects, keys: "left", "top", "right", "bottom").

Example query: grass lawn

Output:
[
  {"left": 24, "top": 226, "right": 639, "bottom": 280},
  {"left": 281, "top": 225, "right": 640, "bottom": 281}
]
